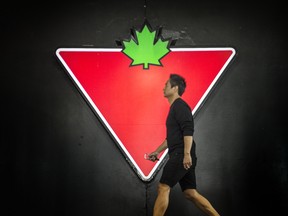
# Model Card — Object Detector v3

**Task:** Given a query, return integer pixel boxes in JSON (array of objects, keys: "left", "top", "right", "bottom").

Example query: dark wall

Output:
[{"left": 2, "top": 1, "right": 287, "bottom": 216}]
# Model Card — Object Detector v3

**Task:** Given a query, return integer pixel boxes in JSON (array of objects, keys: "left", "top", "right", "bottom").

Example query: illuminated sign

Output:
[{"left": 55, "top": 22, "right": 236, "bottom": 181}]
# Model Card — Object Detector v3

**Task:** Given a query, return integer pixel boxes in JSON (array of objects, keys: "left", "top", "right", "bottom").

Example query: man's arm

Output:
[
  {"left": 183, "top": 135, "right": 193, "bottom": 170},
  {"left": 148, "top": 139, "right": 168, "bottom": 162}
]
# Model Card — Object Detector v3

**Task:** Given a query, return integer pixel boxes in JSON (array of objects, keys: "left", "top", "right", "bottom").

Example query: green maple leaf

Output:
[{"left": 122, "top": 24, "right": 170, "bottom": 69}]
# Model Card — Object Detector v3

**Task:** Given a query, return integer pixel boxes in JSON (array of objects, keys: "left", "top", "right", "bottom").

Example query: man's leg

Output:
[
  {"left": 153, "top": 183, "right": 171, "bottom": 216},
  {"left": 183, "top": 189, "right": 220, "bottom": 216}
]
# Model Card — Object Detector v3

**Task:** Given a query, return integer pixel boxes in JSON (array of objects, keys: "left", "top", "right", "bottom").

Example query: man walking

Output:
[{"left": 147, "top": 74, "right": 220, "bottom": 216}]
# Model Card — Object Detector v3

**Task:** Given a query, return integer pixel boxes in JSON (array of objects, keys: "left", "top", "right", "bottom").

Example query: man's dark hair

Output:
[{"left": 169, "top": 74, "right": 186, "bottom": 96}]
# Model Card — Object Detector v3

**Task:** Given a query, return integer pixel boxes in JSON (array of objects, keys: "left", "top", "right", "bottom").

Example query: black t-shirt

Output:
[{"left": 166, "top": 98, "right": 196, "bottom": 156}]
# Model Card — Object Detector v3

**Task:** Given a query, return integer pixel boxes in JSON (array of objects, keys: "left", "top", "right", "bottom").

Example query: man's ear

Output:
[{"left": 174, "top": 85, "right": 179, "bottom": 93}]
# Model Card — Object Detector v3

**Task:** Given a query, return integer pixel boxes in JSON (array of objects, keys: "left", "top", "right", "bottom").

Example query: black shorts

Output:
[{"left": 160, "top": 152, "right": 197, "bottom": 191}]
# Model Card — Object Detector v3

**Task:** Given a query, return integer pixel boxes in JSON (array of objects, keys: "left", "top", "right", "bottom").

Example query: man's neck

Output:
[{"left": 168, "top": 95, "right": 180, "bottom": 105}]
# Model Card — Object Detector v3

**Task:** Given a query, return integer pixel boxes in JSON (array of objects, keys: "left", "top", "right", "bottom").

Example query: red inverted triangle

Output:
[{"left": 56, "top": 47, "right": 235, "bottom": 181}]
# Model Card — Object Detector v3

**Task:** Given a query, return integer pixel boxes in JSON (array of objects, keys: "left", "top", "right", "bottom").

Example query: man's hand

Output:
[
  {"left": 183, "top": 153, "right": 192, "bottom": 170},
  {"left": 145, "top": 152, "right": 159, "bottom": 162}
]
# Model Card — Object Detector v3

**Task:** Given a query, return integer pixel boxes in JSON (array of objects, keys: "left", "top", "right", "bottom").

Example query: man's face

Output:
[{"left": 163, "top": 79, "right": 177, "bottom": 98}]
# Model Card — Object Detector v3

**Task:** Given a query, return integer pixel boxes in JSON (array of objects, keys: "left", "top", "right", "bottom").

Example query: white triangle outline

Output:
[{"left": 55, "top": 47, "right": 236, "bottom": 181}]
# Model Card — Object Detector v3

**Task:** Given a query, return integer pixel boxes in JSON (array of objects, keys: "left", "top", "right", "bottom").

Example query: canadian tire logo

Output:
[{"left": 55, "top": 22, "right": 236, "bottom": 181}]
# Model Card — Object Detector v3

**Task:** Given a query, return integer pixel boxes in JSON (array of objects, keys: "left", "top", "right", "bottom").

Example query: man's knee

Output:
[
  {"left": 183, "top": 188, "right": 198, "bottom": 201},
  {"left": 157, "top": 183, "right": 170, "bottom": 195}
]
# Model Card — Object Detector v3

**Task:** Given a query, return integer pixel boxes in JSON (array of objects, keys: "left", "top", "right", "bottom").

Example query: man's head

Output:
[
  {"left": 169, "top": 74, "right": 186, "bottom": 96},
  {"left": 163, "top": 73, "right": 187, "bottom": 98}
]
